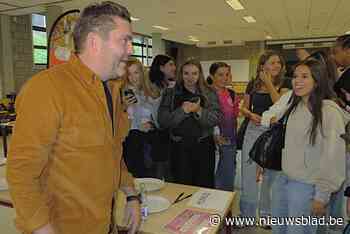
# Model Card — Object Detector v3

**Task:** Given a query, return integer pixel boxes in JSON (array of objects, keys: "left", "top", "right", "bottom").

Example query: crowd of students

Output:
[{"left": 119, "top": 34, "right": 350, "bottom": 234}]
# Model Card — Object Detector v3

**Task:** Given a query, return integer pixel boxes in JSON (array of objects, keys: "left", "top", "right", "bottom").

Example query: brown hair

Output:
[
  {"left": 177, "top": 59, "right": 209, "bottom": 95},
  {"left": 253, "top": 50, "right": 286, "bottom": 91},
  {"left": 73, "top": 1, "right": 131, "bottom": 54}
]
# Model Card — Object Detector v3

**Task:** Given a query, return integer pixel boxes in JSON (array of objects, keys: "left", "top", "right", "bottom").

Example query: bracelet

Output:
[{"left": 126, "top": 195, "right": 141, "bottom": 203}]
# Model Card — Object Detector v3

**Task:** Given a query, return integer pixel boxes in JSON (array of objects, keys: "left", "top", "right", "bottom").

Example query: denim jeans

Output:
[
  {"left": 215, "top": 144, "right": 237, "bottom": 191},
  {"left": 260, "top": 169, "right": 278, "bottom": 217},
  {"left": 240, "top": 122, "right": 270, "bottom": 217},
  {"left": 316, "top": 183, "right": 346, "bottom": 234},
  {"left": 272, "top": 173, "right": 318, "bottom": 234}
]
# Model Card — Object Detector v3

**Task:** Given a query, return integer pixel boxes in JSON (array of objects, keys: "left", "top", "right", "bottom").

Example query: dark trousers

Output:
[
  {"left": 123, "top": 130, "right": 150, "bottom": 178},
  {"left": 170, "top": 136, "right": 215, "bottom": 188}
]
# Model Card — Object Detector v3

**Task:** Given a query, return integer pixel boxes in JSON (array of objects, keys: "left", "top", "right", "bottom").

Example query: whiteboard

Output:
[{"left": 200, "top": 60, "right": 250, "bottom": 82}]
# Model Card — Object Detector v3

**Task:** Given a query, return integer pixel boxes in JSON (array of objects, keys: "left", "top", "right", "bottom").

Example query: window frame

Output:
[
  {"left": 32, "top": 14, "right": 48, "bottom": 66},
  {"left": 131, "top": 33, "right": 152, "bottom": 66}
]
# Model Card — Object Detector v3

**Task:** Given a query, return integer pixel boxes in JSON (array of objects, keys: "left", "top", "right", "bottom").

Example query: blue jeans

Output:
[
  {"left": 316, "top": 184, "right": 346, "bottom": 234},
  {"left": 215, "top": 144, "right": 236, "bottom": 191},
  {"left": 272, "top": 173, "right": 318, "bottom": 234},
  {"left": 260, "top": 169, "right": 278, "bottom": 217},
  {"left": 240, "top": 122, "right": 270, "bottom": 217}
]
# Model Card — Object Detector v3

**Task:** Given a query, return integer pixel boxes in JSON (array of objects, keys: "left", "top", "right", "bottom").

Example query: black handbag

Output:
[{"left": 248, "top": 109, "right": 291, "bottom": 170}]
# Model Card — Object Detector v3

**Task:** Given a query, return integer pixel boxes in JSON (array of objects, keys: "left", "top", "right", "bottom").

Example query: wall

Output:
[
  {"left": 176, "top": 41, "right": 264, "bottom": 80},
  {"left": 11, "top": 15, "right": 45, "bottom": 92},
  {"left": 175, "top": 41, "right": 265, "bottom": 93}
]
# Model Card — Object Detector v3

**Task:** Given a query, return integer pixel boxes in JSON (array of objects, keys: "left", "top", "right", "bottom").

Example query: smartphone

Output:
[
  {"left": 124, "top": 89, "right": 137, "bottom": 103},
  {"left": 188, "top": 96, "right": 200, "bottom": 103}
]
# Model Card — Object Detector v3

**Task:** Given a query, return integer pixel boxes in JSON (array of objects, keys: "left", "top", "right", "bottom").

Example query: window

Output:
[
  {"left": 32, "top": 14, "right": 47, "bottom": 65},
  {"left": 131, "top": 34, "right": 152, "bottom": 66}
]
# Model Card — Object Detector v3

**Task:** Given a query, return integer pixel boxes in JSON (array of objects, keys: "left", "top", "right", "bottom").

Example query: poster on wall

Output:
[{"left": 47, "top": 9, "right": 80, "bottom": 68}]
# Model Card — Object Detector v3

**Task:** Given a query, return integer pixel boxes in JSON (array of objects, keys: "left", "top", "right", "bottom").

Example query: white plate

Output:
[
  {"left": 134, "top": 178, "right": 165, "bottom": 192},
  {"left": 0, "top": 158, "right": 6, "bottom": 166},
  {"left": 0, "top": 178, "right": 8, "bottom": 191},
  {"left": 146, "top": 195, "right": 170, "bottom": 213}
]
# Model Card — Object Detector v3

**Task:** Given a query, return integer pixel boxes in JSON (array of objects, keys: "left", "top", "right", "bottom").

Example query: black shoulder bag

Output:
[{"left": 248, "top": 108, "right": 292, "bottom": 170}]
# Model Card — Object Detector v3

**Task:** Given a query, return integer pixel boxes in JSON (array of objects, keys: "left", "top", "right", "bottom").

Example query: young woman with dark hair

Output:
[
  {"left": 149, "top": 54, "right": 176, "bottom": 94},
  {"left": 158, "top": 59, "right": 221, "bottom": 188},
  {"left": 271, "top": 58, "right": 346, "bottom": 234},
  {"left": 208, "top": 62, "right": 240, "bottom": 191}
]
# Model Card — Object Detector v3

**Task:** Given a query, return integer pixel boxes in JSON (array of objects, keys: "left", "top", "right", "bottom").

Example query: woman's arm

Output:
[
  {"left": 261, "top": 90, "right": 293, "bottom": 127},
  {"left": 314, "top": 104, "right": 346, "bottom": 203},
  {"left": 195, "top": 90, "right": 222, "bottom": 128},
  {"left": 157, "top": 88, "right": 189, "bottom": 129}
]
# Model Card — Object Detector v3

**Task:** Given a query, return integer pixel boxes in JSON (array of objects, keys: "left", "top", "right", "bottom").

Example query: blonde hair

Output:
[{"left": 122, "top": 58, "right": 159, "bottom": 99}]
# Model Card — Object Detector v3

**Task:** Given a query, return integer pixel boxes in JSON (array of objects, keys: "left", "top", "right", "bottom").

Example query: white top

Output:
[{"left": 261, "top": 90, "right": 292, "bottom": 127}]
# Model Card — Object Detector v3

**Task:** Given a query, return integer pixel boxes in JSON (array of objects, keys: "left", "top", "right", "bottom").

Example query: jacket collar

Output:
[{"left": 69, "top": 53, "right": 103, "bottom": 86}]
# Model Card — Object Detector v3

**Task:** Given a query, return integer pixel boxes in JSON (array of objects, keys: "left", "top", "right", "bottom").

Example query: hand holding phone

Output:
[{"left": 123, "top": 89, "right": 137, "bottom": 104}]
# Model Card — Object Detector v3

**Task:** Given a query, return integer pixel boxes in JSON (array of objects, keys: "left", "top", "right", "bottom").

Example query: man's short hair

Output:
[
  {"left": 73, "top": 1, "right": 131, "bottom": 54},
  {"left": 336, "top": 34, "right": 350, "bottom": 49}
]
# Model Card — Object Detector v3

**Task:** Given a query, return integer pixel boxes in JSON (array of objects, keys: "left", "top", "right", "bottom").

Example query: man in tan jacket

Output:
[{"left": 7, "top": 2, "right": 140, "bottom": 234}]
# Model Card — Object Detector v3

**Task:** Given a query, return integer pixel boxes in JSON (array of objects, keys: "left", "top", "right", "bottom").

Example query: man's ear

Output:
[{"left": 86, "top": 32, "right": 102, "bottom": 53}]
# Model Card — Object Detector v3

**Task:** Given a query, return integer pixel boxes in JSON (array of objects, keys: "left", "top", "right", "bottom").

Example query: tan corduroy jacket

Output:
[{"left": 7, "top": 54, "right": 134, "bottom": 234}]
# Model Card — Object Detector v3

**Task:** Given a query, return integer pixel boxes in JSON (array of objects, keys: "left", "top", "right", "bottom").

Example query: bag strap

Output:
[{"left": 281, "top": 106, "right": 293, "bottom": 148}]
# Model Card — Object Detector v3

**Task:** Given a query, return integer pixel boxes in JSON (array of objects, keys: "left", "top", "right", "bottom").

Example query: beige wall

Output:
[{"left": 175, "top": 41, "right": 265, "bottom": 93}]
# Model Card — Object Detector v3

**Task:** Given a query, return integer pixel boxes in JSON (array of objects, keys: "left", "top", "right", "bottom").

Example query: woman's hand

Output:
[
  {"left": 140, "top": 122, "right": 154, "bottom": 132},
  {"left": 259, "top": 71, "right": 273, "bottom": 86},
  {"left": 123, "top": 94, "right": 137, "bottom": 107},
  {"left": 182, "top": 101, "right": 193, "bottom": 113},
  {"left": 256, "top": 166, "right": 263, "bottom": 182},
  {"left": 214, "top": 135, "right": 229, "bottom": 146},
  {"left": 249, "top": 113, "right": 262, "bottom": 125},
  {"left": 270, "top": 116, "right": 277, "bottom": 125},
  {"left": 182, "top": 99, "right": 201, "bottom": 114}
]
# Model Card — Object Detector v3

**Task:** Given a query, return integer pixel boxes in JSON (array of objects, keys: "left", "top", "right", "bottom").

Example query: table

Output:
[
  {"left": 0, "top": 165, "right": 235, "bottom": 233},
  {"left": 0, "top": 121, "right": 14, "bottom": 158},
  {"left": 116, "top": 182, "right": 234, "bottom": 234}
]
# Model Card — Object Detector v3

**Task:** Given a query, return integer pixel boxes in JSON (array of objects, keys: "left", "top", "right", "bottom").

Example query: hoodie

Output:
[{"left": 283, "top": 100, "right": 346, "bottom": 203}]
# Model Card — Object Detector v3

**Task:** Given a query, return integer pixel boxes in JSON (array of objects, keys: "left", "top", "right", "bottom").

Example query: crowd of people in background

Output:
[{"left": 119, "top": 34, "right": 350, "bottom": 234}]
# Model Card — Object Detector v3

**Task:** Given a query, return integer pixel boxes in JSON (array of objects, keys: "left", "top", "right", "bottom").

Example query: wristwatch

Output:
[{"left": 126, "top": 195, "right": 141, "bottom": 203}]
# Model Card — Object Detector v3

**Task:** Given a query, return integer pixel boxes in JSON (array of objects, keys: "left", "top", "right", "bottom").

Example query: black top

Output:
[
  {"left": 334, "top": 68, "right": 350, "bottom": 106},
  {"left": 245, "top": 80, "right": 275, "bottom": 116}
]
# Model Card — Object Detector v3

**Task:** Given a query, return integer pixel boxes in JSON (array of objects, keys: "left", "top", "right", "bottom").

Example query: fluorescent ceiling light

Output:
[
  {"left": 266, "top": 35, "right": 272, "bottom": 39},
  {"left": 243, "top": 16, "right": 256, "bottom": 23},
  {"left": 131, "top": 16, "right": 140, "bottom": 21},
  {"left": 225, "top": 0, "right": 245, "bottom": 10},
  {"left": 152, "top": 25, "right": 169, "bottom": 30},
  {"left": 346, "top": 31, "right": 350, "bottom": 35},
  {"left": 188, "top": 35, "right": 200, "bottom": 42}
]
